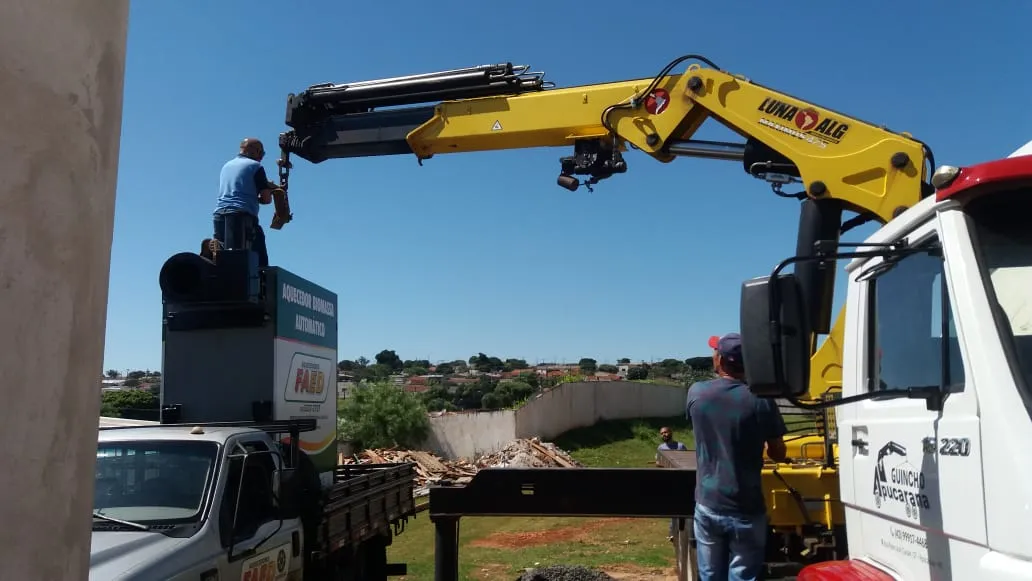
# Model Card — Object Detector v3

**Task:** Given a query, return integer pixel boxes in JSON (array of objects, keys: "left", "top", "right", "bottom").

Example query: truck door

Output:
[
  {"left": 217, "top": 437, "right": 300, "bottom": 581},
  {"left": 841, "top": 218, "right": 986, "bottom": 579}
]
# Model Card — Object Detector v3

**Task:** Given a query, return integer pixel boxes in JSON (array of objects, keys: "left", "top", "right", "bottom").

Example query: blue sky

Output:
[{"left": 104, "top": 0, "right": 1032, "bottom": 371}]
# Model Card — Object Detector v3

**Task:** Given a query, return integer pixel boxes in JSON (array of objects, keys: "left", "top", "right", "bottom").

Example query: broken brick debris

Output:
[{"left": 338, "top": 437, "right": 581, "bottom": 497}]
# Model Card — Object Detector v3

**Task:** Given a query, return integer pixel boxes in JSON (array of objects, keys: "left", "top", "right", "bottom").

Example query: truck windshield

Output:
[
  {"left": 967, "top": 188, "right": 1032, "bottom": 395},
  {"left": 95, "top": 440, "right": 218, "bottom": 524}
]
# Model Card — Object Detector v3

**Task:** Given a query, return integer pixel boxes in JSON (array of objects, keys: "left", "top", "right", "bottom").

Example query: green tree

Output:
[
  {"left": 618, "top": 358, "right": 631, "bottom": 365},
  {"left": 337, "top": 381, "right": 431, "bottom": 449},
  {"left": 470, "top": 353, "right": 504, "bottom": 373},
  {"left": 421, "top": 385, "right": 453, "bottom": 409},
  {"left": 497, "top": 380, "right": 535, "bottom": 406},
  {"left": 338, "top": 359, "right": 357, "bottom": 371},
  {"left": 654, "top": 358, "right": 685, "bottom": 378},
  {"left": 627, "top": 366, "right": 649, "bottom": 381},
  {"left": 434, "top": 362, "right": 455, "bottom": 375},
  {"left": 683, "top": 367, "right": 717, "bottom": 386},
  {"left": 578, "top": 358, "right": 598, "bottom": 374},
  {"left": 453, "top": 376, "right": 496, "bottom": 409},
  {"left": 503, "top": 358, "right": 529, "bottom": 372},
  {"left": 684, "top": 356, "right": 712, "bottom": 370},
  {"left": 100, "top": 389, "right": 159, "bottom": 418},
  {"left": 123, "top": 378, "right": 141, "bottom": 387},
  {"left": 364, "top": 364, "right": 393, "bottom": 382},
  {"left": 424, "top": 397, "right": 455, "bottom": 412},
  {"left": 519, "top": 372, "right": 540, "bottom": 389},
  {"left": 105, "top": 369, "right": 119, "bottom": 379},
  {"left": 599, "top": 364, "right": 618, "bottom": 374},
  {"left": 481, "top": 392, "right": 503, "bottom": 409},
  {"left": 375, "top": 349, "right": 403, "bottom": 371}
]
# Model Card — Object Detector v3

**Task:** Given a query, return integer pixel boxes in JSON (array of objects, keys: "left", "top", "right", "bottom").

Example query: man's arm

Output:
[
  {"left": 760, "top": 399, "right": 788, "bottom": 463},
  {"left": 254, "top": 166, "right": 276, "bottom": 205}
]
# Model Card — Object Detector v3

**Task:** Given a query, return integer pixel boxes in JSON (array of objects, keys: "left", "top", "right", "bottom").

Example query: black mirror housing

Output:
[{"left": 739, "top": 273, "right": 812, "bottom": 398}]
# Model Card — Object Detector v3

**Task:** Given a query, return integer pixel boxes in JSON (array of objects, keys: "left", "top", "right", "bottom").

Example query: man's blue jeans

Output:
[
  {"left": 213, "top": 211, "right": 268, "bottom": 267},
  {"left": 693, "top": 503, "right": 767, "bottom": 581}
]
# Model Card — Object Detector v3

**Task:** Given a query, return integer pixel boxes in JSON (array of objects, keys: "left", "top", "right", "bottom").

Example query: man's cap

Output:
[{"left": 708, "top": 332, "right": 742, "bottom": 364}]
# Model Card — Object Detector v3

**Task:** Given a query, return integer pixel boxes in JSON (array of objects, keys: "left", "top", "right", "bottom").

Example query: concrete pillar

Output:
[{"left": 0, "top": 1, "right": 129, "bottom": 579}]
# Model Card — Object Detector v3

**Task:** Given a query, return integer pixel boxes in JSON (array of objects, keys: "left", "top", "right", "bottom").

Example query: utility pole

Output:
[{"left": 0, "top": 1, "right": 130, "bottom": 579}]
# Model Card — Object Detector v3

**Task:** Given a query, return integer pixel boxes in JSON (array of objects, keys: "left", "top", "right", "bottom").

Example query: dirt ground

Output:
[
  {"left": 603, "top": 564, "right": 678, "bottom": 580},
  {"left": 467, "top": 518, "right": 679, "bottom": 580},
  {"left": 469, "top": 563, "right": 677, "bottom": 581},
  {"left": 468, "top": 517, "right": 639, "bottom": 549}
]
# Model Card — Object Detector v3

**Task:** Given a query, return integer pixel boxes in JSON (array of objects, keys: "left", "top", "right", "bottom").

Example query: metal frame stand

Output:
[
  {"left": 674, "top": 516, "right": 699, "bottom": 581},
  {"left": 428, "top": 467, "right": 697, "bottom": 581}
]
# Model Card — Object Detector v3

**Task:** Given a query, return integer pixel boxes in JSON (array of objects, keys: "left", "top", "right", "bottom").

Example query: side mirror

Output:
[{"left": 739, "top": 273, "right": 811, "bottom": 398}]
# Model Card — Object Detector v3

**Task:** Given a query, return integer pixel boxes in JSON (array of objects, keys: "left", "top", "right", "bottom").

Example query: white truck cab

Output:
[
  {"left": 743, "top": 149, "right": 1032, "bottom": 580},
  {"left": 91, "top": 424, "right": 302, "bottom": 581}
]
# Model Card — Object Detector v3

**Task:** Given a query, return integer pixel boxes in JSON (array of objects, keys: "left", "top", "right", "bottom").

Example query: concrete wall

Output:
[
  {"left": 515, "top": 381, "right": 687, "bottom": 441},
  {"left": 422, "top": 409, "right": 516, "bottom": 460},
  {"left": 423, "top": 381, "right": 688, "bottom": 460}
]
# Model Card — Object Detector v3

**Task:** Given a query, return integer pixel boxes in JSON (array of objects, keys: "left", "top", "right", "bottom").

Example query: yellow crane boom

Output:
[
  {"left": 276, "top": 54, "right": 935, "bottom": 403},
  {"left": 274, "top": 54, "right": 940, "bottom": 569}
]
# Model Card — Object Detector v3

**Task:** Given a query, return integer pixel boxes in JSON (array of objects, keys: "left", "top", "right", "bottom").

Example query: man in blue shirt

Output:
[
  {"left": 686, "top": 332, "right": 787, "bottom": 581},
  {"left": 212, "top": 138, "right": 278, "bottom": 267},
  {"left": 655, "top": 426, "right": 688, "bottom": 466}
]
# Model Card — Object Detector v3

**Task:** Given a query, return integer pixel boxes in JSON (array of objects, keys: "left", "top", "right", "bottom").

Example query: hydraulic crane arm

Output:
[
  {"left": 278, "top": 55, "right": 935, "bottom": 224},
  {"left": 276, "top": 55, "right": 938, "bottom": 401}
]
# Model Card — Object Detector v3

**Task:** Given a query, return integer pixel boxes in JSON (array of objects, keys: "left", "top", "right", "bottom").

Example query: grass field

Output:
[{"left": 386, "top": 417, "right": 695, "bottom": 581}]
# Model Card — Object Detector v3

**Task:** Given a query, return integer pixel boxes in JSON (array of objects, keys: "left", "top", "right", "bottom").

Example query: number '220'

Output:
[{"left": 939, "top": 437, "right": 970, "bottom": 457}]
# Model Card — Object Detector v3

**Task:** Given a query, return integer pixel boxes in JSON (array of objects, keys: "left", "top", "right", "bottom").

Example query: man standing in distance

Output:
[
  {"left": 656, "top": 426, "right": 689, "bottom": 542},
  {"left": 212, "top": 137, "right": 278, "bottom": 267},
  {"left": 655, "top": 426, "right": 688, "bottom": 467},
  {"left": 686, "top": 332, "right": 787, "bottom": 581}
]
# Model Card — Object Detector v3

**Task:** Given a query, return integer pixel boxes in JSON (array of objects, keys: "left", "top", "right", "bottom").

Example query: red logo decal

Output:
[
  {"left": 794, "top": 108, "right": 819, "bottom": 131},
  {"left": 645, "top": 89, "right": 671, "bottom": 115}
]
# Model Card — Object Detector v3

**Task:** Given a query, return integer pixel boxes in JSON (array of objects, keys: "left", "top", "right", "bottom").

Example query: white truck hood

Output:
[{"left": 90, "top": 531, "right": 190, "bottom": 581}]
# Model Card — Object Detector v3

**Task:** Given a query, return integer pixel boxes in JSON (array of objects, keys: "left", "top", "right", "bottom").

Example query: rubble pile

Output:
[
  {"left": 515, "top": 565, "right": 616, "bottom": 581},
  {"left": 341, "top": 448, "right": 479, "bottom": 493},
  {"left": 339, "top": 437, "right": 581, "bottom": 496},
  {"left": 477, "top": 438, "right": 581, "bottom": 469}
]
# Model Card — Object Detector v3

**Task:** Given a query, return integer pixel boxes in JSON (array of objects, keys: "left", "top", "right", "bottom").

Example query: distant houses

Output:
[{"left": 336, "top": 361, "right": 652, "bottom": 399}]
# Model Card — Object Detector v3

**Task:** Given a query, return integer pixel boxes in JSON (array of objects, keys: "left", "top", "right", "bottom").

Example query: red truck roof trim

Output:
[
  {"left": 936, "top": 154, "right": 1032, "bottom": 203},
  {"left": 798, "top": 560, "right": 895, "bottom": 580}
]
